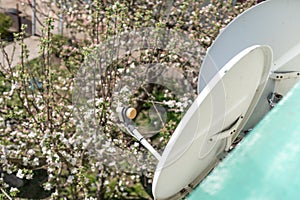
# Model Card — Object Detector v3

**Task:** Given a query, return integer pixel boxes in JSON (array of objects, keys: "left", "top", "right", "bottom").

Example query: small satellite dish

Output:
[
  {"left": 152, "top": 45, "right": 272, "bottom": 200},
  {"left": 198, "top": 0, "right": 300, "bottom": 129}
]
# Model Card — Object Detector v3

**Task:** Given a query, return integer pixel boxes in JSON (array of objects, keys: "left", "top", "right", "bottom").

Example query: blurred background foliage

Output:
[{"left": 0, "top": 12, "right": 13, "bottom": 40}]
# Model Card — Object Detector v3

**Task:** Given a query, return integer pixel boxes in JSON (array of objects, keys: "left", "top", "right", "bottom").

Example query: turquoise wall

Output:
[{"left": 189, "top": 81, "right": 300, "bottom": 200}]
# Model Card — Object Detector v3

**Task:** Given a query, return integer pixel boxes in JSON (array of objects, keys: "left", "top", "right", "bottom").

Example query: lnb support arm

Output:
[{"left": 117, "top": 107, "right": 162, "bottom": 161}]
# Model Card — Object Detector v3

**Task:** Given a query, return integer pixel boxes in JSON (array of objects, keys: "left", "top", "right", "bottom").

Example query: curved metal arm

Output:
[{"left": 117, "top": 107, "right": 162, "bottom": 161}]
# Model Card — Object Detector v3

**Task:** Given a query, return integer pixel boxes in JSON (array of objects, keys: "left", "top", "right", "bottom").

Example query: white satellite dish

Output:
[
  {"left": 198, "top": 0, "right": 300, "bottom": 129},
  {"left": 152, "top": 45, "right": 272, "bottom": 200}
]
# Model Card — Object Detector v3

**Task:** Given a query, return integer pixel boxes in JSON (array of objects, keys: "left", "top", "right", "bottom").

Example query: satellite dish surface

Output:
[
  {"left": 152, "top": 45, "right": 272, "bottom": 200},
  {"left": 198, "top": 0, "right": 300, "bottom": 129}
]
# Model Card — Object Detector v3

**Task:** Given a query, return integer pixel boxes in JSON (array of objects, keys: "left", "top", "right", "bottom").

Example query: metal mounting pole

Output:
[
  {"left": 32, "top": 0, "right": 36, "bottom": 36},
  {"left": 59, "top": 12, "right": 63, "bottom": 35},
  {"left": 59, "top": 0, "right": 63, "bottom": 35}
]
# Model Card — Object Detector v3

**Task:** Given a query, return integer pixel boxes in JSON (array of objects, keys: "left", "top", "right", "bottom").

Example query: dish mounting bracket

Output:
[{"left": 209, "top": 115, "right": 244, "bottom": 151}]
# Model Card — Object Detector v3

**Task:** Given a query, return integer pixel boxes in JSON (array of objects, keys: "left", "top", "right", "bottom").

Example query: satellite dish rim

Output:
[
  {"left": 197, "top": 0, "right": 300, "bottom": 130},
  {"left": 152, "top": 44, "right": 273, "bottom": 200}
]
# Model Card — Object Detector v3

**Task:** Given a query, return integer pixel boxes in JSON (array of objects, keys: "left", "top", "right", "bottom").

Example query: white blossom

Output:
[
  {"left": 67, "top": 175, "right": 74, "bottom": 183},
  {"left": 16, "top": 169, "right": 24, "bottom": 179},
  {"left": 28, "top": 149, "right": 35, "bottom": 156},
  {"left": 33, "top": 157, "right": 39, "bottom": 166},
  {"left": 26, "top": 173, "right": 33, "bottom": 180},
  {"left": 9, "top": 187, "right": 19, "bottom": 193},
  {"left": 44, "top": 182, "right": 52, "bottom": 191}
]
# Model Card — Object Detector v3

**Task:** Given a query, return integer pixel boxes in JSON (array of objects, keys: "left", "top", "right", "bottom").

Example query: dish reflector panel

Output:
[
  {"left": 152, "top": 45, "right": 272, "bottom": 200},
  {"left": 198, "top": 0, "right": 300, "bottom": 129}
]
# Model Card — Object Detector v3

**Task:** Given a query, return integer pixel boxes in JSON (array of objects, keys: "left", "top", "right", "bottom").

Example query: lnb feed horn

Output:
[{"left": 116, "top": 106, "right": 137, "bottom": 124}]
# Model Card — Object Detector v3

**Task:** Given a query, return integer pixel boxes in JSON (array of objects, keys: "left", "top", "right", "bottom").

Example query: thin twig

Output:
[
  {"left": 0, "top": 188, "right": 13, "bottom": 200},
  {"left": 141, "top": 85, "right": 165, "bottom": 127}
]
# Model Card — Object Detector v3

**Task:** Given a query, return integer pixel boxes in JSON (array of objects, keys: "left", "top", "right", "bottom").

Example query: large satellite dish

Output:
[
  {"left": 152, "top": 45, "right": 272, "bottom": 199},
  {"left": 198, "top": 0, "right": 300, "bottom": 129}
]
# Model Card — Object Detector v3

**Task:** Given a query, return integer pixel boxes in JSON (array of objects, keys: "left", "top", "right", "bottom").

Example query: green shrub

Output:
[{"left": 0, "top": 13, "right": 12, "bottom": 39}]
